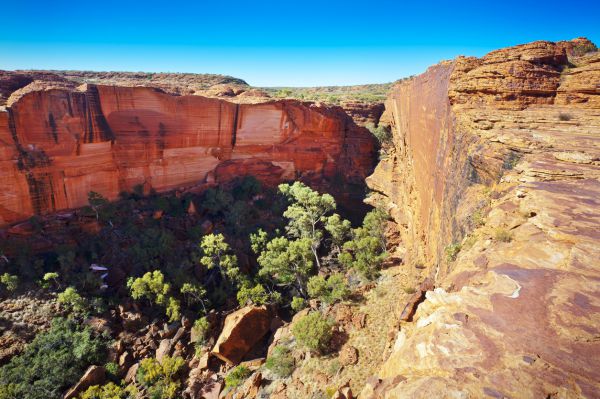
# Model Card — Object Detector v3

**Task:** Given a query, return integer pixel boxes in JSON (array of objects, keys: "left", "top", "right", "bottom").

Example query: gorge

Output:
[{"left": 0, "top": 37, "right": 599, "bottom": 399}]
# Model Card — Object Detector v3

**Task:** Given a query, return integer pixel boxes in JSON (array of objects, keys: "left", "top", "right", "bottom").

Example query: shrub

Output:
[
  {"left": 366, "top": 123, "right": 392, "bottom": 145},
  {"left": 265, "top": 346, "right": 295, "bottom": 378},
  {"left": 558, "top": 112, "right": 572, "bottom": 121},
  {"left": 80, "top": 382, "right": 138, "bottom": 399},
  {"left": 0, "top": 318, "right": 108, "bottom": 399},
  {"left": 307, "top": 274, "right": 350, "bottom": 304},
  {"left": 104, "top": 362, "right": 119, "bottom": 379},
  {"left": 137, "top": 356, "right": 185, "bottom": 399},
  {"left": 292, "top": 312, "right": 333, "bottom": 354},
  {"left": 494, "top": 228, "right": 513, "bottom": 243},
  {"left": 57, "top": 287, "right": 88, "bottom": 316},
  {"left": 291, "top": 297, "right": 306, "bottom": 312},
  {"left": 237, "top": 283, "right": 270, "bottom": 306},
  {"left": 0, "top": 273, "right": 18, "bottom": 292},
  {"left": 444, "top": 243, "right": 462, "bottom": 262},
  {"left": 224, "top": 365, "right": 252, "bottom": 388},
  {"left": 192, "top": 316, "right": 210, "bottom": 346}
]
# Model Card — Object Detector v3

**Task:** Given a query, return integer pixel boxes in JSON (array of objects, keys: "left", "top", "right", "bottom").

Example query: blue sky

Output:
[{"left": 1, "top": 0, "right": 598, "bottom": 86}]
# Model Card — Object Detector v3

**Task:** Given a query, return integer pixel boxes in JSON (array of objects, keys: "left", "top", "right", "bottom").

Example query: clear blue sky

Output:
[{"left": 1, "top": 0, "right": 598, "bottom": 86}]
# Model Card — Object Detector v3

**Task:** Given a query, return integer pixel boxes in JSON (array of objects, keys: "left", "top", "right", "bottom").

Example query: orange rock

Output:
[
  {"left": 211, "top": 306, "right": 272, "bottom": 365},
  {"left": 0, "top": 85, "right": 376, "bottom": 227}
]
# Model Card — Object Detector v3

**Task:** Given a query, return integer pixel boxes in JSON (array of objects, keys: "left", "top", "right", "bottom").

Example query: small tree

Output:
[
  {"left": 307, "top": 273, "right": 349, "bottom": 304},
  {"left": 0, "top": 273, "right": 18, "bottom": 292},
  {"left": 339, "top": 209, "right": 389, "bottom": 280},
  {"left": 199, "top": 234, "right": 240, "bottom": 285},
  {"left": 57, "top": 287, "right": 87, "bottom": 316},
  {"left": 291, "top": 297, "right": 306, "bottom": 312},
  {"left": 292, "top": 312, "right": 333, "bottom": 354},
  {"left": 257, "top": 237, "right": 314, "bottom": 297},
  {"left": 279, "top": 182, "right": 336, "bottom": 268},
  {"left": 324, "top": 214, "right": 351, "bottom": 253},
  {"left": 127, "top": 271, "right": 180, "bottom": 321},
  {"left": 192, "top": 317, "right": 210, "bottom": 346},
  {"left": 127, "top": 270, "right": 171, "bottom": 307},
  {"left": 43, "top": 272, "right": 60, "bottom": 289},
  {"left": 137, "top": 356, "right": 185, "bottom": 399},
  {"left": 180, "top": 282, "right": 208, "bottom": 313}
]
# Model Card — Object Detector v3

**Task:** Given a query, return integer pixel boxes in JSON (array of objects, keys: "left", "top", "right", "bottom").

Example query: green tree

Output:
[
  {"left": 0, "top": 318, "right": 108, "bottom": 399},
  {"left": 127, "top": 270, "right": 171, "bottom": 306},
  {"left": 236, "top": 282, "right": 280, "bottom": 306},
  {"left": 43, "top": 271, "right": 60, "bottom": 289},
  {"left": 279, "top": 182, "right": 336, "bottom": 268},
  {"left": 249, "top": 229, "right": 269, "bottom": 255},
  {"left": 338, "top": 209, "right": 389, "bottom": 280},
  {"left": 137, "top": 356, "right": 185, "bottom": 399},
  {"left": 201, "top": 188, "right": 233, "bottom": 216},
  {"left": 292, "top": 312, "right": 333, "bottom": 354},
  {"left": 290, "top": 297, "right": 306, "bottom": 312},
  {"left": 180, "top": 282, "right": 208, "bottom": 313},
  {"left": 324, "top": 214, "right": 351, "bottom": 253},
  {"left": 0, "top": 273, "right": 18, "bottom": 292},
  {"left": 257, "top": 237, "right": 314, "bottom": 297},
  {"left": 80, "top": 383, "right": 138, "bottom": 399},
  {"left": 57, "top": 287, "right": 87, "bottom": 316},
  {"left": 307, "top": 273, "right": 349, "bottom": 304},
  {"left": 127, "top": 271, "right": 180, "bottom": 321},
  {"left": 87, "top": 191, "right": 114, "bottom": 222},
  {"left": 191, "top": 317, "right": 210, "bottom": 346},
  {"left": 199, "top": 234, "right": 240, "bottom": 285}
]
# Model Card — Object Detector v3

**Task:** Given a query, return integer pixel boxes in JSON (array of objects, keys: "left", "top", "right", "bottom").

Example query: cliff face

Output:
[
  {"left": 0, "top": 84, "right": 376, "bottom": 227},
  {"left": 367, "top": 39, "right": 600, "bottom": 397}
]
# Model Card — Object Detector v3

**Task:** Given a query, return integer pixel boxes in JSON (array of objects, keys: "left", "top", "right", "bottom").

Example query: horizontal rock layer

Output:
[
  {"left": 367, "top": 39, "right": 600, "bottom": 397},
  {"left": 0, "top": 85, "right": 376, "bottom": 227}
]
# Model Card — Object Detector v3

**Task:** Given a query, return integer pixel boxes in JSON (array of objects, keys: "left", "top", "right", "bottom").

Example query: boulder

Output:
[
  {"left": 211, "top": 306, "right": 272, "bottom": 364},
  {"left": 64, "top": 365, "right": 105, "bottom": 399}
]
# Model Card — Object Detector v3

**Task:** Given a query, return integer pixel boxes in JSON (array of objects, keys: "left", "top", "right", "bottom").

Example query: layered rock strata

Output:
[
  {"left": 367, "top": 38, "right": 600, "bottom": 397},
  {"left": 0, "top": 84, "right": 376, "bottom": 227}
]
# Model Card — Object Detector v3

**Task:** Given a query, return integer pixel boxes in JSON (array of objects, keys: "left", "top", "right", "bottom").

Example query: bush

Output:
[
  {"left": 292, "top": 312, "right": 333, "bottom": 354},
  {"left": 0, "top": 318, "right": 108, "bottom": 399},
  {"left": 307, "top": 274, "right": 350, "bottom": 304},
  {"left": 224, "top": 365, "right": 252, "bottom": 388},
  {"left": 104, "top": 362, "right": 119, "bottom": 379},
  {"left": 192, "top": 317, "right": 210, "bottom": 346},
  {"left": 57, "top": 287, "right": 88, "bottom": 316},
  {"left": 137, "top": 356, "right": 185, "bottom": 399},
  {"left": 494, "top": 228, "right": 513, "bottom": 243},
  {"left": 0, "top": 273, "right": 18, "bottom": 292},
  {"left": 265, "top": 346, "right": 295, "bottom": 378},
  {"left": 444, "top": 243, "right": 461, "bottom": 262},
  {"left": 366, "top": 123, "right": 392, "bottom": 145},
  {"left": 558, "top": 112, "right": 572, "bottom": 121},
  {"left": 80, "top": 382, "right": 138, "bottom": 399},
  {"left": 291, "top": 297, "right": 306, "bottom": 312}
]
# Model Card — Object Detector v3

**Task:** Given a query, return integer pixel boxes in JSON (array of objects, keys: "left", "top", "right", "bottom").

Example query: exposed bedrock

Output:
[
  {"left": 0, "top": 85, "right": 377, "bottom": 227},
  {"left": 366, "top": 38, "right": 600, "bottom": 398}
]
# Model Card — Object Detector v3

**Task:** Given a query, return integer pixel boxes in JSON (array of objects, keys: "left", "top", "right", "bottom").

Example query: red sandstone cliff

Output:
[
  {"left": 0, "top": 84, "right": 376, "bottom": 227},
  {"left": 365, "top": 38, "right": 600, "bottom": 398}
]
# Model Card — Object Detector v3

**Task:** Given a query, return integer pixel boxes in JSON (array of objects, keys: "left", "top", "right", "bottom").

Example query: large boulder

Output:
[
  {"left": 64, "top": 365, "right": 106, "bottom": 399},
  {"left": 211, "top": 306, "right": 272, "bottom": 365}
]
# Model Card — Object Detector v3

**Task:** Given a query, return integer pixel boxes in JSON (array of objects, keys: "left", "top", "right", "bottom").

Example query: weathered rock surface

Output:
[
  {"left": 0, "top": 83, "right": 376, "bottom": 227},
  {"left": 64, "top": 365, "right": 105, "bottom": 399},
  {"left": 367, "top": 38, "right": 600, "bottom": 398},
  {"left": 212, "top": 306, "right": 272, "bottom": 365}
]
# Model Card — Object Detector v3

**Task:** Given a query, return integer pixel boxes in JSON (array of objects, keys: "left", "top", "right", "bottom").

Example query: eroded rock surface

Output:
[
  {"left": 367, "top": 38, "right": 600, "bottom": 398},
  {"left": 0, "top": 84, "right": 376, "bottom": 227}
]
